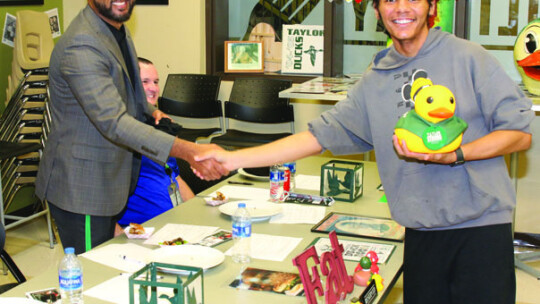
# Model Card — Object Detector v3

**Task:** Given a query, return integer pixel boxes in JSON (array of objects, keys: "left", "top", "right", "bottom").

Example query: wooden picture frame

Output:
[
  {"left": 224, "top": 41, "right": 264, "bottom": 73},
  {"left": 136, "top": 0, "right": 168, "bottom": 5},
  {"left": 0, "top": 0, "right": 43, "bottom": 5}
]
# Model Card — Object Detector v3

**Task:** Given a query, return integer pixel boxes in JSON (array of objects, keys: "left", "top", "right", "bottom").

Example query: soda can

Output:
[
  {"left": 284, "top": 162, "right": 296, "bottom": 190},
  {"left": 282, "top": 166, "right": 291, "bottom": 193}
]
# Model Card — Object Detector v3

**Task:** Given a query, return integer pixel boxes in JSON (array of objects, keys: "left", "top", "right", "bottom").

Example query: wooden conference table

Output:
[{"left": 2, "top": 157, "right": 403, "bottom": 303}]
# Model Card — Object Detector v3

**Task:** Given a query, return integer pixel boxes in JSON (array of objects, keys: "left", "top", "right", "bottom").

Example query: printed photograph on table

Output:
[
  {"left": 311, "top": 212, "right": 405, "bottom": 242},
  {"left": 26, "top": 287, "right": 61, "bottom": 303},
  {"left": 229, "top": 267, "right": 304, "bottom": 297},
  {"left": 225, "top": 41, "right": 264, "bottom": 73},
  {"left": 197, "top": 229, "right": 232, "bottom": 247},
  {"left": 309, "top": 237, "right": 396, "bottom": 263}
]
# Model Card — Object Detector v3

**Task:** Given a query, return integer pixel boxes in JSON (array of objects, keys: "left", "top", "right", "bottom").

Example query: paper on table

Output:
[
  {"left": 208, "top": 185, "right": 269, "bottom": 200},
  {"left": 144, "top": 223, "right": 219, "bottom": 246},
  {"left": 84, "top": 274, "right": 176, "bottom": 304},
  {"left": 80, "top": 243, "right": 152, "bottom": 272},
  {"left": 84, "top": 275, "right": 130, "bottom": 304},
  {"left": 295, "top": 174, "right": 321, "bottom": 191},
  {"left": 225, "top": 233, "right": 302, "bottom": 262},
  {"left": 269, "top": 204, "right": 326, "bottom": 224}
]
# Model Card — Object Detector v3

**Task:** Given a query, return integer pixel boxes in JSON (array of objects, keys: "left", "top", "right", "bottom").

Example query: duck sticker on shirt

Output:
[{"left": 395, "top": 71, "right": 467, "bottom": 153}]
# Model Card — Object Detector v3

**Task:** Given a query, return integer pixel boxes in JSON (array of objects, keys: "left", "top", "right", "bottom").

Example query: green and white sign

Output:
[{"left": 282, "top": 24, "right": 324, "bottom": 74}]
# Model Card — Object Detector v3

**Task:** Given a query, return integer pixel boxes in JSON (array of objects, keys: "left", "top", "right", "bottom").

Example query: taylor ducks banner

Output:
[{"left": 282, "top": 24, "right": 324, "bottom": 74}]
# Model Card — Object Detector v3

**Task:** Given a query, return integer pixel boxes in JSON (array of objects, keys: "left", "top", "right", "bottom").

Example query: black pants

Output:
[
  {"left": 49, "top": 202, "right": 117, "bottom": 254},
  {"left": 403, "top": 224, "right": 515, "bottom": 304}
]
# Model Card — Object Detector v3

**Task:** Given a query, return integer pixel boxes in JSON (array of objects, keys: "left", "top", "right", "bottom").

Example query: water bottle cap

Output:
[
  {"left": 65, "top": 247, "right": 75, "bottom": 254},
  {"left": 238, "top": 203, "right": 246, "bottom": 208}
]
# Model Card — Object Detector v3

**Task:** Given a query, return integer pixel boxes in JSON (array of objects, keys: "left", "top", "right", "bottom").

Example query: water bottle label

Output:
[
  {"left": 278, "top": 169, "right": 285, "bottom": 181},
  {"left": 270, "top": 170, "right": 280, "bottom": 182},
  {"left": 59, "top": 274, "right": 83, "bottom": 291},
  {"left": 285, "top": 162, "right": 296, "bottom": 173},
  {"left": 232, "top": 223, "right": 251, "bottom": 237}
]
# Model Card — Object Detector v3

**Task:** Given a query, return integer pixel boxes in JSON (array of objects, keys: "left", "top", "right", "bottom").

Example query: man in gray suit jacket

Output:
[{"left": 36, "top": 0, "right": 227, "bottom": 254}]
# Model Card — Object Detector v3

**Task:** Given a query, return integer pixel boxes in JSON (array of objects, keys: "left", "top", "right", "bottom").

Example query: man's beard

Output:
[{"left": 95, "top": 0, "right": 135, "bottom": 23}]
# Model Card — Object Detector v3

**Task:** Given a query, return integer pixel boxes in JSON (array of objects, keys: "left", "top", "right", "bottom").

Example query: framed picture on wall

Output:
[
  {"left": 0, "top": 0, "right": 44, "bottom": 5},
  {"left": 225, "top": 41, "right": 264, "bottom": 73},
  {"left": 137, "top": 0, "right": 168, "bottom": 5}
]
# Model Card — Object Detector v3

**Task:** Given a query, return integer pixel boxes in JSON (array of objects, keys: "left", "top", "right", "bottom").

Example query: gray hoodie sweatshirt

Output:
[{"left": 309, "top": 29, "right": 534, "bottom": 230}]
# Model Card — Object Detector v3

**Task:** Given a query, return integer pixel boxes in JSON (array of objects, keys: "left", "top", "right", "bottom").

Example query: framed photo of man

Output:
[{"left": 225, "top": 41, "right": 264, "bottom": 73}]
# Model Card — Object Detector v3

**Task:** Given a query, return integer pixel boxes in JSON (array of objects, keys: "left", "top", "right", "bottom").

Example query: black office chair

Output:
[
  {"left": 159, "top": 74, "right": 223, "bottom": 142},
  {"left": 210, "top": 78, "right": 294, "bottom": 148}
]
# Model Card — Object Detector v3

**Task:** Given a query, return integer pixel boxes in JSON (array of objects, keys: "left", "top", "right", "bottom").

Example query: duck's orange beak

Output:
[
  {"left": 517, "top": 51, "right": 540, "bottom": 81},
  {"left": 428, "top": 107, "right": 454, "bottom": 119}
]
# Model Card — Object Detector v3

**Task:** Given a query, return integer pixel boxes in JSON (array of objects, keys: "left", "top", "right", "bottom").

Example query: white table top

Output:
[{"left": 279, "top": 76, "right": 361, "bottom": 102}]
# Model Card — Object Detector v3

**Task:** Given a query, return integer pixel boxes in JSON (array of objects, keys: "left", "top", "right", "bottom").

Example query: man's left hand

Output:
[
  {"left": 392, "top": 134, "right": 456, "bottom": 164},
  {"left": 152, "top": 109, "right": 170, "bottom": 125}
]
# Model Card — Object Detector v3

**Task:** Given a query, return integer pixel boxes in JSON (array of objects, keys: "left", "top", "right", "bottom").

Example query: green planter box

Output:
[
  {"left": 320, "top": 160, "right": 363, "bottom": 202},
  {"left": 129, "top": 262, "right": 204, "bottom": 304}
]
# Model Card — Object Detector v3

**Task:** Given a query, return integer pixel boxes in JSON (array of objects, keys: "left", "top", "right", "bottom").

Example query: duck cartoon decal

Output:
[
  {"left": 514, "top": 18, "right": 540, "bottom": 95},
  {"left": 394, "top": 73, "right": 467, "bottom": 153}
]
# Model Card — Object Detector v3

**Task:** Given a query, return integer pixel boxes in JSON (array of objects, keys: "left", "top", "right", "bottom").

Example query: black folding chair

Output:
[
  {"left": 159, "top": 74, "right": 223, "bottom": 142},
  {"left": 210, "top": 78, "right": 294, "bottom": 148}
]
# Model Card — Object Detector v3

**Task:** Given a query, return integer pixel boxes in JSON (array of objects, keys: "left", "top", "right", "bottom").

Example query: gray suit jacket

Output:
[{"left": 36, "top": 6, "right": 174, "bottom": 216}]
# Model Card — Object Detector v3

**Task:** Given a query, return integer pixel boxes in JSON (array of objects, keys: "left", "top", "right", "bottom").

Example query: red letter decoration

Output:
[
  {"left": 292, "top": 246, "right": 324, "bottom": 304},
  {"left": 328, "top": 231, "right": 355, "bottom": 295},
  {"left": 321, "top": 251, "right": 340, "bottom": 303},
  {"left": 293, "top": 231, "right": 355, "bottom": 304}
]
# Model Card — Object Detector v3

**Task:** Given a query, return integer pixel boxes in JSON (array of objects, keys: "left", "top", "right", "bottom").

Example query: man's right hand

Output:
[{"left": 170, "top": 138, "right": 229, "bottom": 180}]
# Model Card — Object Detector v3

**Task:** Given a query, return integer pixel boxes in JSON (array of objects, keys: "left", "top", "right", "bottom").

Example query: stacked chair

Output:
[
  {"left": 6, "top": 11, "right": 52, "bottom": 106},
  {"left": 0, "top": 10, "right": 54, "bottom": 249}
]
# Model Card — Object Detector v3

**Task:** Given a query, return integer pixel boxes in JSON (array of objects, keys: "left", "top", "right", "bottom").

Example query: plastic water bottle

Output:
[
  {"left": 269, "top": 165, "right": 283, "bottom": 201},
  {"left": 284, "top": 162, "right": 296, "bottom": 191},
  {"left": 232, "top": 203, "right": 251, "bottom": 263},
  {"left": 59, "top": 247, "right": 83, "bottom": 304}
]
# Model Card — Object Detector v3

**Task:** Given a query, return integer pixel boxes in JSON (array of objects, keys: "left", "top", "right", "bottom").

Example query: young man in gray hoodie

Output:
[{"left": 198, "top": 0, "right": 533, "bottom": 302}]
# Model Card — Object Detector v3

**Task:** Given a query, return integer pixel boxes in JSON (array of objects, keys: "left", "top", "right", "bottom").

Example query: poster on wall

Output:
[
  {"left": 281, "top": 24, "right": 324, "bottom": 74},
  {"left": 46, "top": 8, "right": 61, "bottom": 38},
  {"left": 2, "top": 12, "right": 15, "bottom": 47}
]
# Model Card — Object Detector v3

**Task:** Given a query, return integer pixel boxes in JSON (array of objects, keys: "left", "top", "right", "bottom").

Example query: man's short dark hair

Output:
[{"left": 138, "top": 57, "right": 153, "bottom": 65}]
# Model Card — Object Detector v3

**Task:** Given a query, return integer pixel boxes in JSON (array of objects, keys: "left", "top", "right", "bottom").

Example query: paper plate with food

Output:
[
  {"left": 124, "top": 223, "right": 155, "bottom": 239},
  {"left": 205, "top": 191, "right": 229, "bottom": 206},
  {"left": 158, "top": 236, "right": 188, "bottom": 247}
]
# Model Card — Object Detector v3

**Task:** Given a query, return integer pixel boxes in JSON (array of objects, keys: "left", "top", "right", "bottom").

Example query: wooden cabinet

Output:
[{"left": 205, "top": 0, "right": 343, "bottom": 82}]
